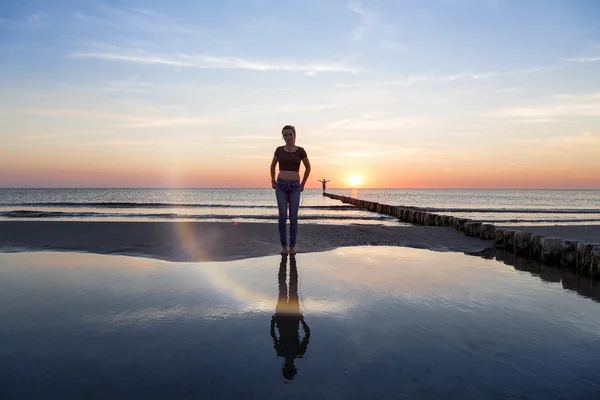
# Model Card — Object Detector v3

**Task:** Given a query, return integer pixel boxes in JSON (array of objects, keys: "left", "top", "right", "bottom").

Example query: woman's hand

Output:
[
  {"left": 272, "top": 180, "right": 277, "bottom": 189},
  {"left": 300, "top": 183, "right": 305, "bottom": 192}
]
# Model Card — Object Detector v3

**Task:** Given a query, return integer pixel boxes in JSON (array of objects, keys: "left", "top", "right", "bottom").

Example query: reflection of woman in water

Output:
[{"left": 270, "top": 254, "right": 310, "bottom": 380}]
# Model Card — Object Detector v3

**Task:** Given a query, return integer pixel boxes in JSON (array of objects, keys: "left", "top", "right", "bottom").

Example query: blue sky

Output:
[{"left": 1, "top": 0, "right": 600, "bottom": 188}]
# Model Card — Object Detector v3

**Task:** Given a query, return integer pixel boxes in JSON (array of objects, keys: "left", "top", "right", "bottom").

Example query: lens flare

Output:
[{"left": 172, "top": 219, "right": 350, "bottom": 315}]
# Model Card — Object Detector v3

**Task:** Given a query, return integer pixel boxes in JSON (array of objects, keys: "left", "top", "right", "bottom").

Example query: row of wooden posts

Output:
[{"left": 323, "top": 192, "right": 600, "bottom": 278}]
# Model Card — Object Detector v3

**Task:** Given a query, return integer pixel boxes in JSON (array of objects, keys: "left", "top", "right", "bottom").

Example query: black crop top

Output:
[{"left": 274, "top": 146, "right": 307, "bottom": 172}]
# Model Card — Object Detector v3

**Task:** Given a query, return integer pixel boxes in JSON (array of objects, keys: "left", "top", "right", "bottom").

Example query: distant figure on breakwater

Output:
[{"left": 318, "top": 179, "right": 330, "bottom": 193}]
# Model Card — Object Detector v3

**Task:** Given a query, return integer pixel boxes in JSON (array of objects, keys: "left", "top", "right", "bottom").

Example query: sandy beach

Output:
[
  {"left": 1, "top": 221, "right": 599, "bottom": 262},
  {"left": 0, "top": 220, "right": 495, "bottom": 262}
]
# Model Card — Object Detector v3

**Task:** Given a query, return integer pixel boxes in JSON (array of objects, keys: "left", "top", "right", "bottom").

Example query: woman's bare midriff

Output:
[{"left": 278, "top": 170, "right": 301, "bottom": 181}]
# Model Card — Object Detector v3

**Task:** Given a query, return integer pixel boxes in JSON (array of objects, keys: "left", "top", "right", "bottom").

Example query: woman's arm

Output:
[
  {"left": 270, "top": 155, "right": 278, "bottom": 189},
  {"left": 300, "top": 157, "right": 311, "bottom": 191}
]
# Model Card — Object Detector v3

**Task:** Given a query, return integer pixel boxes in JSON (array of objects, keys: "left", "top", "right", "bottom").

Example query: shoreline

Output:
[
  {"left": 1, "top": 221, "right": 600, "bottom": 263},
  {"left": 0, "top": 220, "right": 494, "bottom": 262}
]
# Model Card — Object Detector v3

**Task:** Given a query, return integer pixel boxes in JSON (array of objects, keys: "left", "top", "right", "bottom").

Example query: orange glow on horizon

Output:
[
  {"left": 1, "top": 153, "right": 600, "bottom": 189},
  {"left": 1, "top": 168, "right": 599, "bottom": 189}
]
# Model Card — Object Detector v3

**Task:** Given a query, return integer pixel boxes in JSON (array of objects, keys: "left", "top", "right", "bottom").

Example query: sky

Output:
[{"left": 1, "top": 0, "right": 600, "bottom": 189}]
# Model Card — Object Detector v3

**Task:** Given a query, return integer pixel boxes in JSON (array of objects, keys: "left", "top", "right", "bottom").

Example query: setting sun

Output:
[{"left": 348, "top": 174, "right": 363, "bottom": 187}]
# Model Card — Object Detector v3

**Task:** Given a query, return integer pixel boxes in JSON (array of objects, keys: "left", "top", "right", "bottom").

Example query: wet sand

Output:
[
  {"left": 2, "top": 221, "right": 600, "bottom": 262},
  {"left": 0, "top": 221, "right": 494, "bottom": 261}
]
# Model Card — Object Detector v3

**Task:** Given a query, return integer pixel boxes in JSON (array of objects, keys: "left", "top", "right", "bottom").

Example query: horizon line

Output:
[{"left": 1, "top": 187, "right": 599, "bottom": 191}]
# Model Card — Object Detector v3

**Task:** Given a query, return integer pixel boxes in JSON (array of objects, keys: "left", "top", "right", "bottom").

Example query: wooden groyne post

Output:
[{"left": 323, "top": 192, "right": 600, "bottom": 278}]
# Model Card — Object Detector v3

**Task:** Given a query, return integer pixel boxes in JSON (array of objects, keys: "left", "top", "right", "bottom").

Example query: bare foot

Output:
[
  {"left": 281, "top": 246, "right": 288, "bottom": 255},
  {"left": 289, "top": 247, "right": 296, "bottom": 255}
]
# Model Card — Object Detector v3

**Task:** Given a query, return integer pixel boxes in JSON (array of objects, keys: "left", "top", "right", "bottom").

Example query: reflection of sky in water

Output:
[{"left": 2, "top": 247, "right": 600, "bottom": 398}]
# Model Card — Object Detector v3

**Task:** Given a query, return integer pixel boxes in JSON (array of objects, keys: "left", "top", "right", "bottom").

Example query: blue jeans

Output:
[{"left": 275, "top": 178, "right": 301, "bottom": 247}]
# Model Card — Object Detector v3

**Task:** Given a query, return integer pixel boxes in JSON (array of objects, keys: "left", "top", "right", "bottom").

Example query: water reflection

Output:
[
  {"left": 469, "top": 248, "right": 600, "bottom": 303},
  {"left": 270, "top": 254, "right": 311, "bottom": 381}
]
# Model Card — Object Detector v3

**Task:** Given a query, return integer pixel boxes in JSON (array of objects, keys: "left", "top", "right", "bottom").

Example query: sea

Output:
[{"left": 0, "top": 188, "right": 599, "bottom": 226}]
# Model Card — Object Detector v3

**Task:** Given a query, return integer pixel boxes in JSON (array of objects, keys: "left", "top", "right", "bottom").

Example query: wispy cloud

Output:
[
  {"left": 22, "top": 102, "right": 341, "bottom": 130},
  {"left": 469, "top": 65, "right": 563, "bottom": 78},
  {"left": 111, "top": 117, "right": 221, "bottom": 128},
  {"left": 23, "top": 134, "right": 63, "bottom": 140},
  {"left": 484, "top": 92, "right": 600, "bottom": 119},
  {"left": 220, "top": 144, "right": 261, "bottom": 149},
  {"left": 310, "top": 140, "right": 448, "bottom": 162},
  {"left": 348, "top": 1, "right": 378, "bottom": 41},
  {"left": 564, "top": 55, "right": 600, "bottom": 64},
  {"left": 324, "top": 115, "right": 423, "bottom": 131},
  {"left": 332, "top": 73, "right": 469, "bottom": 88},
  {"left": 234, "top": 103, "right": 342, "bottom": 116},
  {"left": 70, "top": 49, "right": 358, "bottom": 74},
  {"left": 223, "top": 135, "right": 275, "bottom": 141},
  {"left": 21, "top": 108, "right": 224, "bottom": 128},
  {"left": 552, "top": 91, "right": 600, "bottom": 100},
  {"left": 25, "top": 108, "right": 139, "bottom": 120},
  {"left": 334, "top": 65, "right": 561, "bottom": 88},
  {"left": 72, "top": 6, "right": 210, "bottom": 38},
  {"left": 101, "top": 79, "right": 154, "bottom": 93},
  {"left": 490, "top": 105, "right": 599, "bottom": 118},
  {"left": 0, "top": 13, "right": 48, "bottom": 29},
  {"left": 506, "top": 132, "right": 600, "bottom": 151},
  {"left": 347, "top": 1, "right": 407, "bottom": 50},
  {"left": 86, "top": 139, "right": 199, "bottom": 148},
  {"left": 442, "top": 0, "right": 500, "bottom": 7},
  {"left": 250, "top": 87, "right": 292, "bottom": 95},
  {"left": 494, "top": 87, "right": 521, "bottom": 93}
]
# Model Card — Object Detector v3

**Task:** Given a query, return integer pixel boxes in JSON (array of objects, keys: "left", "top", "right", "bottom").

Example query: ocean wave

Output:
[
  {"left": 2, "top": 203, "right": 598, "bottom": 215},
  {"left": 0, "top": 210, "right": 393, "bottom": 221},
  {"left": 422, "top": 207, "right": 600, "bottom": 214},
  {"left": 3, "top": 210, "right": 599, "bottom": 224},
  {"left": 0, "top": 202, "right": 354, "bottom": 210},
  {"left": 486, "top": 218, "right": 600, "bottom": 223}
]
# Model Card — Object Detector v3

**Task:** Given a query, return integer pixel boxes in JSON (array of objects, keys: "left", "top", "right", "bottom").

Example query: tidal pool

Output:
[{"left": 1, "top": 247, "right": 599, "bottom": 399}]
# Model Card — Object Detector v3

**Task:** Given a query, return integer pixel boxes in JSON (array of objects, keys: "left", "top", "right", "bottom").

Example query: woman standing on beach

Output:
[{"left": 270, "top": 125, "right": 311, "bottom": 255}]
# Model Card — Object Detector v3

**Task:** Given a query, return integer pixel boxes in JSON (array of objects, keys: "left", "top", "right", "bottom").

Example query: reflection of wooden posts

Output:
[
  {"left": 322, "top": 192, "right": 600, "bottom": 279},
  {"left": 318, "top": 179, "right": 330, "bottom": 195}
]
